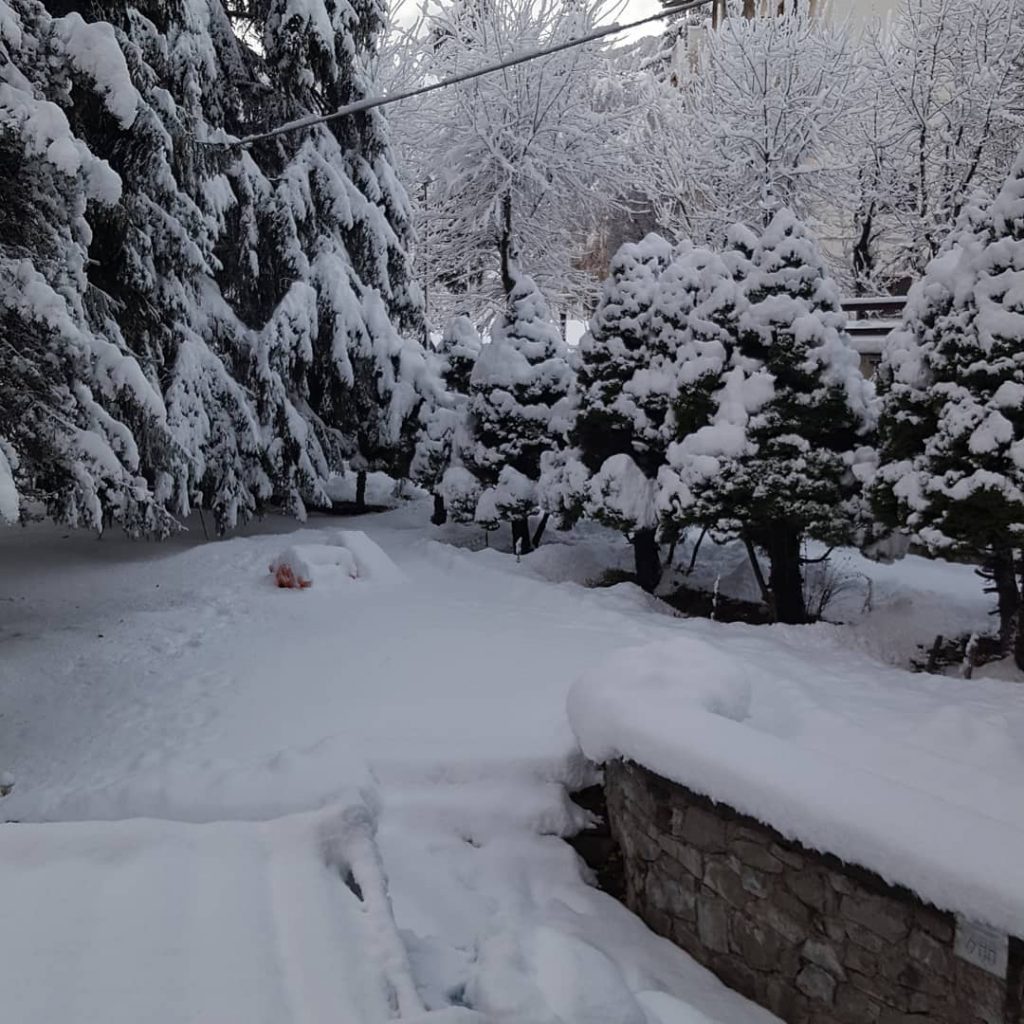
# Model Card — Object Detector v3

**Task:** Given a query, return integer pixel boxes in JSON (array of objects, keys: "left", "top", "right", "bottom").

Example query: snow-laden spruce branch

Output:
[{"left": 220, "top": 0, "right": 713, "bottom": 148}]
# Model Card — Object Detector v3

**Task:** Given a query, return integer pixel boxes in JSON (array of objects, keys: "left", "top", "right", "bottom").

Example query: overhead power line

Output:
[{"left": 223, "top": 0, "right": 712, "bottom": 148}]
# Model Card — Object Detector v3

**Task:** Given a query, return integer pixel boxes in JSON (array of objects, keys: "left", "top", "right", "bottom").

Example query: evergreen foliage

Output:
[
  {"left": 0, "top": 0, "right": 178, "bottom": 533},
  {"left": 456, "top": 270, "right": 572, "bottom": 551},
  {"left": 557, "top": 233, "right": 675, "bottom": 590},
  {"left": 873, "top": 150, "right": 1024, "bottom": 663},
  {"left": 660, "top": 211, "right": 875, "bottom": 622},
  {"left": 0, "top": 0, "right": 432, "bottom": 533},
  {"left": 410, "top": 315, "right": 482, "bottom": 524}
]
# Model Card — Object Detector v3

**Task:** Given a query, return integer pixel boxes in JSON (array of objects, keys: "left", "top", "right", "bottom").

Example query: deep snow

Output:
[
  {"left": 569, "top": 631, "right": 1024, "bottom": 935},
  {"left": 0, "top": 500, "right": 1017, "bottom": 1022},
  {"left": 1, "top": 502, "right": 779, "bottom": 1024}
]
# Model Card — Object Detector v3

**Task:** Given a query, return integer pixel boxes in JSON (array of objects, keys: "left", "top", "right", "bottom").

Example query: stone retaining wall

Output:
[{"left": 605, "top": 759, "right": 1024, "bottom": 1024}]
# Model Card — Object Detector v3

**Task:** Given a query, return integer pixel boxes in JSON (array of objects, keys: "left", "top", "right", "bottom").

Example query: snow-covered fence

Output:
[
  {"left": 840, "top": 295, "right": 906, "bottom": 379},
  {"left": 603, "top": 760, "right": 1023, "bottom": 1024}
]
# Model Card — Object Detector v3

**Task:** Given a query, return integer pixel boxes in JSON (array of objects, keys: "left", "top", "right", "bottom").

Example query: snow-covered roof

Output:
[{"left": 568, "top": 631, "right": 1024, "bottom": 936}]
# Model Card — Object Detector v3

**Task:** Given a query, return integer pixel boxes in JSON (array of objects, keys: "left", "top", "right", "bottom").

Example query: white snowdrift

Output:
[
  {"left": 270, "top": 544, "right": 358, "bottom": 587},
  {"left": 336, "top": 529, "right": 408, "bottom": 585},
  {"left": 568, "top": 634, "right": 1024, "bottom": 937},
  {"left": 269, "top": 530, "right": 407, "bottom": 588}
]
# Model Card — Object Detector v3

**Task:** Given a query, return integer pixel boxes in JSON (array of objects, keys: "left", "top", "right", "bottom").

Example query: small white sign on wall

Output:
[{"left": 954, "top": 916, "right": 1009, "bottom": 979}]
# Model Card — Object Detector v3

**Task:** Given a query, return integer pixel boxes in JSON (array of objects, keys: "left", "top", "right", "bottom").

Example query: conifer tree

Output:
[
  {"left": 0, "top": 0, "right": 178, "bottom": 533},
  {"left": 242, "top": 0, "right": 434, "bottom": 513},
  {"left": 1, "top": 0, "right": 435, "bottom": 534},
  {"left": 568, "top": 234, "right": 674, "bottom": 590},
  {"left": 458, "top": 270, "right": 572, "bottom": 553},
  {"left": 438, "top": 315, "right": 483, "bottom": 396},
  {"left": 411, "top": 315, "right": 482, "bottom": 525},
  {"left": 656, "top": 244, "right": 743, "bottom": 542},
  {"left": 665, "top": 211, "right": 875, "bottom": 622},
  {"left": 69, "top": 0, "right": 278, "bottom": 530},
  {"left": 873, "top": 152, "right": 1024, "bottom": 665}
]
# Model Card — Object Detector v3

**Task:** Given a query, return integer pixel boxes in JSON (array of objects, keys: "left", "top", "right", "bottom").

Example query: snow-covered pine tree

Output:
[
  {"left": 2, "top": 0, "right": 436, "bottom": 535},
  {"left": 242, "top": 0, "right": 434, "bottom": 512},
  {"left": 0, "top": 0, "right": 178, "bottom": 534},
  {"left": 873, "top": 152, "right": 1024, "bottom": 666},
  {"left": 437, "top": 315, "right": 482, "bottom": 396},
  {"left": 411, "top": 315, "right": 482, "bottom": 524},
  {"left": 65, "top": 0, "right": 280, "bottom": 531},
  {"left": 655, "top": 245, "right": 743, "bottom": 544},
  {"left": 568, "top": 234, "right": 674, "bottom": 590},
  {"left": 459, "top": 270, "right": 572, "bottom": 553},
  {"left": 668, "top": 211, "right": 875, "bottom": 623}
]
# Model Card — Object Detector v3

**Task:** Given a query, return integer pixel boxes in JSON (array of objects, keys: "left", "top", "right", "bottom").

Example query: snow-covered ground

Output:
[
  {"left": 0, "top": 501, "right": 1017, "bottom": 1023},
  {"left": 0, "top": 503, "right": 779, "bottom": 1024}
]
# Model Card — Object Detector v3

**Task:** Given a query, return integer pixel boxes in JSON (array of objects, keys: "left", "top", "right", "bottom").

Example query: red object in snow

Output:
[{"left": 271, "top": 562, "right": 312, "bottom": 589}]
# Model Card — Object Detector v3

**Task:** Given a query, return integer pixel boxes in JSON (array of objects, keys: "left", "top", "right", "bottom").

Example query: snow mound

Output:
[
  {"left": 270, "top": 544, "right": 359, "bottom": 588},
  {"left": 269, "top": 532, "right": 406, "bottom": 588},
  {"left": 334, "top": 530, "right": 408, "bottom": 585},
  {"left": 569, "top": 634, "right": 1024, "bottom": 936}
]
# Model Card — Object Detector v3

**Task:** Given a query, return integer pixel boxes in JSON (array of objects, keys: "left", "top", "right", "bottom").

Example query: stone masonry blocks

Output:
[{"left": 604, "top": 759, "right": 1024, "bottom": 1024}]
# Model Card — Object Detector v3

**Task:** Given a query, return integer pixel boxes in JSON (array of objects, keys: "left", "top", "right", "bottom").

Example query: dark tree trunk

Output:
[
  {"left": 743, "top": 536, "right": 772, "bottom": 610},
  {"left": 355, "top": 470, "right": 367, "bottom": 512},
  {"left": 852, "top": 200, "right": 876, "bottom": 295},
  {"left": 1015, "top": 607, "right": 1024, "bottom": 675},
  {"left": 1015, "top": 552, "right": 1024, "bottom": 674},
  {"left": 511, "top": 516, "right": 533, "bottom": 555},
  {"left": 987, "top": 547, "right": 1020, "bottom": 660},
  {"left": 765, "top": 525, "right": 807, "bottom": 624},
  {"left": 532, "top": 513, "right": 550, "bottom": 549},
  {"left": 431, "top": 492, "right": 447, "bottom": 526},
  {"left": 632, "top": 529, "right": 662, "bottom": 594},
  {"left": 499, "top": 193, "right": 515, "bottom": 298}
]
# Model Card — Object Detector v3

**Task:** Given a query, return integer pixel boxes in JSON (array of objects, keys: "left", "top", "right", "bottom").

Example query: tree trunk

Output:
[
  {"left": 1015, "top": 606, "right": 1024, "bottom": 675},
  {"left": 511, "top": 516, "right": 533, "bottom": 555},
  {"left": 988, "top": 547, "right": 1020, "bottom": 660},
  {"left": 355, "top": 470, "right": 367, "bottom": 512},
  {"left": 765, "top": 525, "right": 807, "bottom": 624},
  {"left": 431, "top": 492, "right": 447, "bottom": 526},
  {"left": 499, "top": 193, "right": 515, "bottom": 298},
  {"left": 743, "top": 536, "right": 772, "bottom": 610},
  {"left": 852, "top": 199, "right": 876, "bottom": 295},
  {"left": 632, "top": 529, "right": 662, "bottom": 594},
  {"left": 532, "top": 512, "right": 550, "bottom": 549}
]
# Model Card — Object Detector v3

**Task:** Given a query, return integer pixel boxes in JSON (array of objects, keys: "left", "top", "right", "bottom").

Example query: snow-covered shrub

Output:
[
  {"left": 567, "top": 234, "right": 674, "bottom": 591},
  {"left": 654, "top": 243, "right": 743, "bottom": 550},
  {"left": 411, "top": 316, "right": 483, "bottom": 524},
  {"left": 438, "top": 466, "right": 481, "bottom": 524},
  {"left": 457, "top": 270, "right": 573, "bottom": 551},
  {"left": 873, "top": 149, "right": 1024, "bottom": 665},
  {"left": 662, "top": 211, "right": 876, "bottom": 623},
  {"left": 437, "top": 315, "right": 483, "bottom": 396}
]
